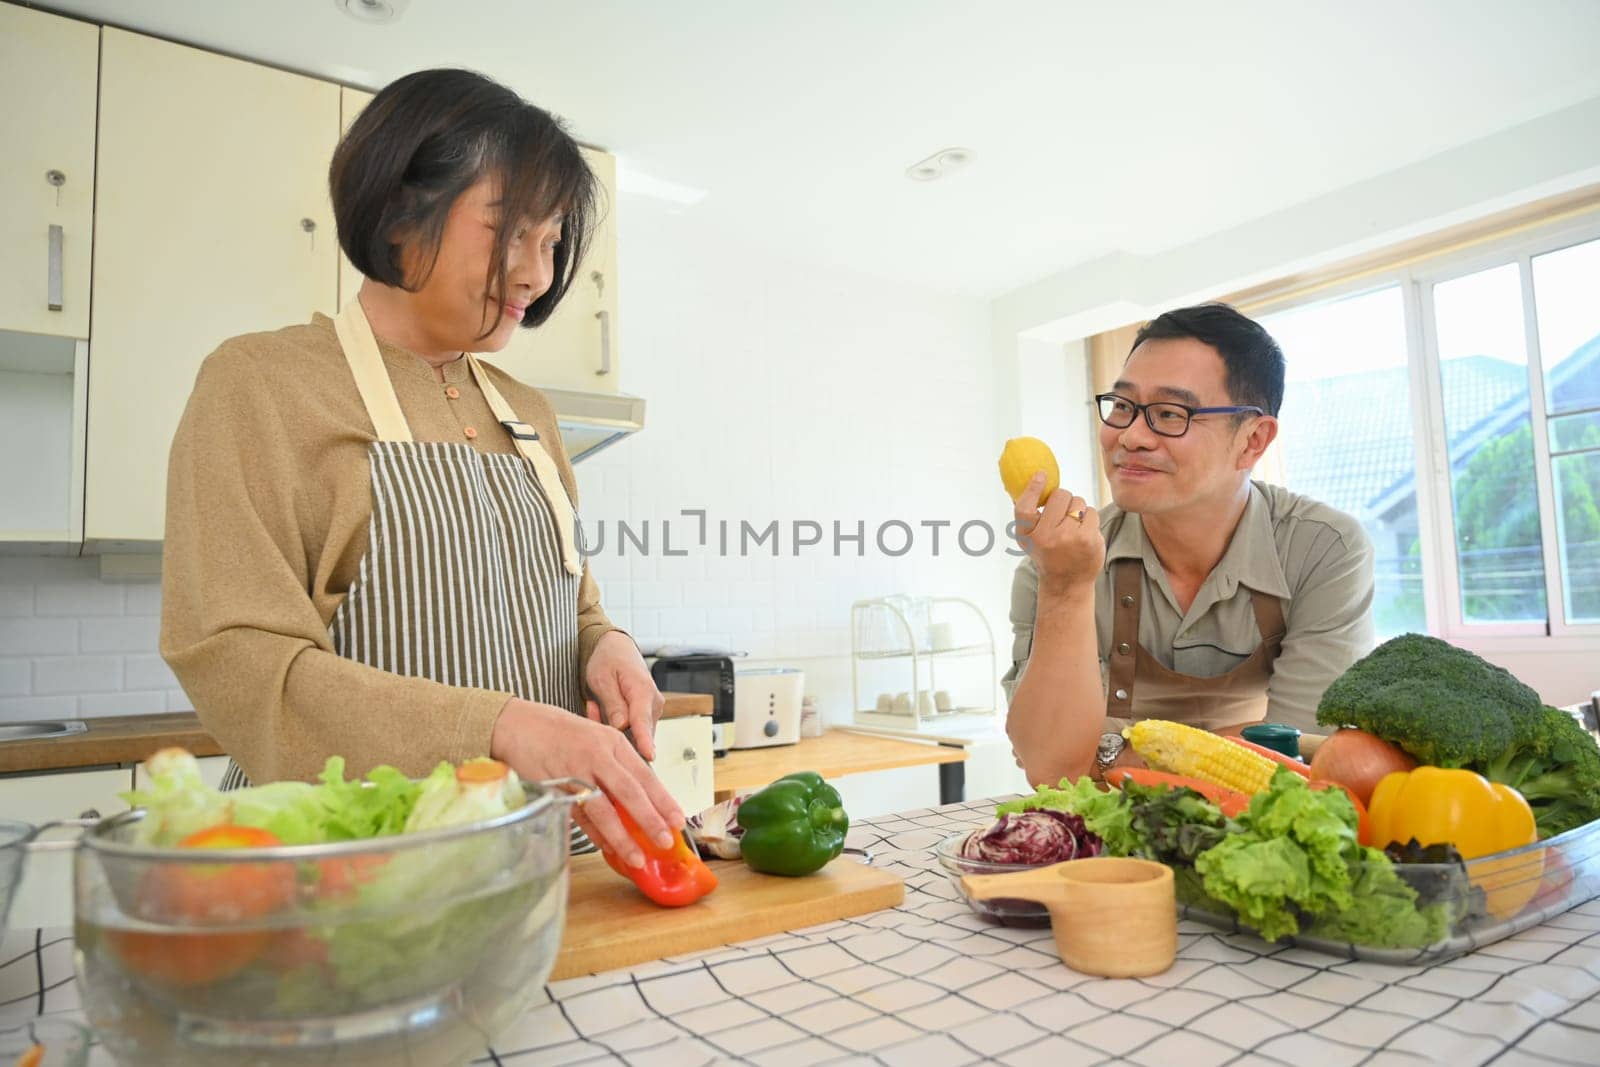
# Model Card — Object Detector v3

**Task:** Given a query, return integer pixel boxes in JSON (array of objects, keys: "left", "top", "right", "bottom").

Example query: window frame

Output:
[{"left": 1247, "top": 211, "right": 1600, "bottom": 639}]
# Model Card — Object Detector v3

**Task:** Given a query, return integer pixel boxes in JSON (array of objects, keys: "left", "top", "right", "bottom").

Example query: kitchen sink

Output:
[{"left": 0, "top": 720, "right": 88, "bottom": 742}]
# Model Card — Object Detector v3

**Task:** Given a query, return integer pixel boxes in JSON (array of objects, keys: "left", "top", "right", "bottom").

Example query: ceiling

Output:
[{"left": 32, "top": 0, "right": 1600, "bottom": 298}]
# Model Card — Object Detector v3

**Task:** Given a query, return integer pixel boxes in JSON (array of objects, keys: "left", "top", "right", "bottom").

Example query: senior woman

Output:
[{"left": 159, "top": 68, "right": 678, "bottom": 866}]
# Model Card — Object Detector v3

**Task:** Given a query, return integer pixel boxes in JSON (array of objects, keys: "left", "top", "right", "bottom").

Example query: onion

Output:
[{"left": 1308, "top": 728, "right": 1417, "bottom": 806}]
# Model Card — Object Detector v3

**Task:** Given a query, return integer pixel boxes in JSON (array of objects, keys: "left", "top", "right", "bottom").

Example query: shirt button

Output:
[
  {"left": 1116, "top": 642, "right": 1132, "bottom": 656},
  {"left": 444, "top": 386, "right": 461, "bottom": 400},
  {"left": 463, "top": 426, "right": 478, "bottom": 440}
]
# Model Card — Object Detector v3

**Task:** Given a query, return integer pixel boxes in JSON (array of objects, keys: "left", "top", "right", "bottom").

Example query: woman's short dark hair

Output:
[
  {"left": 330, "top": 68, "right": 598, "bottom": 336},
  {"left": 1130, "top": 303, "right": 1286, "bottom": 417}
]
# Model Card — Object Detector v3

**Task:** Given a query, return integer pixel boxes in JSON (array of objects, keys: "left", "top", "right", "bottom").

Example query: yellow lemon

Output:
[{"left": 998, "top": 437, "right": 1059, "bottom": 504}]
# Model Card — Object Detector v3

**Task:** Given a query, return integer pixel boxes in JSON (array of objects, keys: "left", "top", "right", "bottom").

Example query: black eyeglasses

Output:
[{"left": 1094, "top": 393, "right": 1264, "bottom": 438}]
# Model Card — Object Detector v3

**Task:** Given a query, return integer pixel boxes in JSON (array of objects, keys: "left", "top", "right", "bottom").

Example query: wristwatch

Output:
[{"left": 1095, "top": 731, "right": 1126, "bottom": 769}]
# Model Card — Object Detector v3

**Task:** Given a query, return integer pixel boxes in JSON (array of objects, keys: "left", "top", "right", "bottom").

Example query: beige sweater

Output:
[{"left": 160, "top": 313, "right": 619, "bottom": 783}]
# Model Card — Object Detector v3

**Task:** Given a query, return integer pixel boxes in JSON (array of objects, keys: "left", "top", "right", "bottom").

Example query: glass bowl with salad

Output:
[
  {"left": 73, "top": 749, "right": 587, "bottom": 1067},
  {"left": 935, "top": 809, "right": 1104, "bottom": 926}
]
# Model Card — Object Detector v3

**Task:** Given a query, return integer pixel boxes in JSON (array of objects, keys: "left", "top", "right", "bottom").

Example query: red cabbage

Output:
[{"left": 959, "top": 809, "right": 1103, "bottom": 865}]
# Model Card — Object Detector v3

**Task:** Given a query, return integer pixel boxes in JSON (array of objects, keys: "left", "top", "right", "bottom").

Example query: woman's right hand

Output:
[{"left": 490, "top": 698, "right": 685, "bottom": 868}]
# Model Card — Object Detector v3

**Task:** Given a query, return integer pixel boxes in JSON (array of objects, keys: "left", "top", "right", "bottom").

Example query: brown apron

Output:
[{"left": 1104, "top": 559, "right": 1285, "bottom": 731}]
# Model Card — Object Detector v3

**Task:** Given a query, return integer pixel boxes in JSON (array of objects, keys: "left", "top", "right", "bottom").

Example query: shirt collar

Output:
[
  {"left": 1103, "top": 483, "right": 1292, "bottom": 601},
  {"left": 312, "top": 312, "right": 473, "bottom": 384}
]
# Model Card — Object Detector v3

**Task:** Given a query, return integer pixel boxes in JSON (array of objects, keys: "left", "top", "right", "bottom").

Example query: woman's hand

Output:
[
  {"left": 1013, "top": 473, "right": 1105, "bottom": 597},
  {"left": 584, "top": 630, "right": 665, "bottom": 761},
  {"left": 490, "top": 697, "right": 684, "bottom": 869}
]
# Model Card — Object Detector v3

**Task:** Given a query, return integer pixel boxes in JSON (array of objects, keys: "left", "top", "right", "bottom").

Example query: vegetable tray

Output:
[{"left": 1178, "top": 813, "right": 1600, "bottom": 964}]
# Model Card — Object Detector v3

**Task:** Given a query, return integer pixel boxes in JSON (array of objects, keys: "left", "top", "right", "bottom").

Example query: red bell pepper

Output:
[{"left": 601, "top": 805, "right": 718, "bottom": 907}]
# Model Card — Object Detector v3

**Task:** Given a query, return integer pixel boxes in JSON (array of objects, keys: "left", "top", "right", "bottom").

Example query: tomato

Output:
[
  {"left": 314, "top": 853, "right": 388, "bottom": 901},
  {"left": 107, "top": 824, "right": 296, "bottom": 987},
  {"left": 262, "top": 927, "right": 330, "bottom": 971}
]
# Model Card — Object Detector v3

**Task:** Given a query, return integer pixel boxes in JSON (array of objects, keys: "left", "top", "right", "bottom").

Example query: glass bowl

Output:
[
  {"left": 0, "top": 819, "right": 32, "bottom": 930},
  {"left": 934, "top": 828, "right": 1076, "bottom": 927},
  {"left": 73, "top": 779, "right": 586, "bottom": 1066},
  {"left": 1180, "top": 815, "right": 1600, "bottom": 963},
  {"left": 0, "top": 1017, "right": 91, "bottom": 1067}
]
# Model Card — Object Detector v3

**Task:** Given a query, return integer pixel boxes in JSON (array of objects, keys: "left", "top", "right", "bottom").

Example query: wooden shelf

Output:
[{"left": 713, "top": 728, "right": 967, "bottom": 802}]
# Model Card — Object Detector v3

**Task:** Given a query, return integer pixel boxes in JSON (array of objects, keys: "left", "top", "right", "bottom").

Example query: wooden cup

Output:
[{"left": 962, "top": 857, "right": 1176, "bottom": 977}]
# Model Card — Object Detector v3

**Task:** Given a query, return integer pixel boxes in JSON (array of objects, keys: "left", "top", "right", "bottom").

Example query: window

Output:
[
  {"left": 1531, "top": 239, "right": 1600, "bottom": 624},
  {"left": 1259, "top": 288, "right": 1423, "bottom": 637},
  {"left": 1257, "top": 222, "right": 1600, "bottom": 638}
]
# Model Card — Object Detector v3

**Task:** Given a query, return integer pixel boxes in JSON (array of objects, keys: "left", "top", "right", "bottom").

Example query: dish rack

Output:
[{"left": 850, "top": 595, "right": 997, "bottom": 732}]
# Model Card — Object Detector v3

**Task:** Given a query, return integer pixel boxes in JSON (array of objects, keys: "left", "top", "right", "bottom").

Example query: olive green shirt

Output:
[{"left": 1001, "top": 481, "right": 1375, "bottom": 732}]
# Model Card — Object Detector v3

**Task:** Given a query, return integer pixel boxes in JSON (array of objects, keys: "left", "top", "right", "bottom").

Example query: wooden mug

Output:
[{"left": 962, "top": 857, "right": 1176, "bottom": 977}]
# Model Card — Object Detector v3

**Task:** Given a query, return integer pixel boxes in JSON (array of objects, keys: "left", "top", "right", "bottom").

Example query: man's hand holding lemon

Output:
[{"left": 999, "top": 437, "right": 1104, "bottom": 596}]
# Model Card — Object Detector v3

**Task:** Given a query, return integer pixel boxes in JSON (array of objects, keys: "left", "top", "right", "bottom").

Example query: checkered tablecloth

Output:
[{"left": 5, "top": 798, "right": 1599, "bottom": 1065}]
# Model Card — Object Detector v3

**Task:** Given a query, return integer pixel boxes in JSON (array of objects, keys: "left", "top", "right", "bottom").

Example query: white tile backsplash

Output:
[
  {"left": 76, "top": 689, "right": 171, "bottom": 717},
  {"left": 0, "top": 585, "right": 31, "bottom": 617},
  {"left": 0, "top": 659, "right": 28, "bottom": 697},
  {"left": 0, "top": 557, "right": 165, "bottom": 719},
  {"left": 35, "top": 581, "right": 124, "bottom": 616},
  {"left": 0, "top": 617, "right": 77, "bottom": 657},
  {"left": 79, "top": 615, "right": 161, "bottom": 654},
  {"left": 123, "top": 653, "right": 179, "bottom": 692},
  {"left": 34, "top": 655, "right": 122, "bottom": 695},
  {"left": 0, "top": 694, "right": 77, "bottom": 720}
]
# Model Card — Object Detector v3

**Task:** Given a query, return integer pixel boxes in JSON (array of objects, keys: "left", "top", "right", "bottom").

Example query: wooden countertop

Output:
[
  {"left": 0, "top": 693, "right": 714, "bottom": 775},
  {"left": 713, "top": 728, "right": 967, "bottom": 802},
  {"left": 0, "top": 713, "right": 224, "bottom": 774}
]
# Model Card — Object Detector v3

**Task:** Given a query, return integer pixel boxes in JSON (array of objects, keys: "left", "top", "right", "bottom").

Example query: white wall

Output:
[
  {"left": 582, "top": 193, "right": 1030, "bottom": 809},
  {"left": 0, "top": 194, "right": 1032, "bottom": 814},
  {"left": 1015, "top": 338, "right": 1095, "bottom": 502}
]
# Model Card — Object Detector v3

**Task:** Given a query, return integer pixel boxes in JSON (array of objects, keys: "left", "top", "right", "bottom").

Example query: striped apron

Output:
[{"left": 220, "top": 301, "right": 589, "bottom": 840}]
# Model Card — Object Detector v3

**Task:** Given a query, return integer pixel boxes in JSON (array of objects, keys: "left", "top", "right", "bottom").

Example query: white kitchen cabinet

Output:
[
  {"left": 0, "top": 4, "right": 98, "bottom": 341},
  {"left": 0, "top": 4, "right": 97, "bottom": 551},
  {"left": 483, "top": 148, "right": 622, "bottom": 393},
  {"left": 652, "top": 715, "right": 714, "bottom": 816},
  {"left": 338, "top": 86, "right": 376, "bottom": 311},
  {"left": 0, "top": 333, "right": 87, "bottom": 551},
  {"left": 0, "top": 766, "right": 133, "bottom": 929},
  {"left": 84, "top": 29, "right": 341, "bottom": 549}
]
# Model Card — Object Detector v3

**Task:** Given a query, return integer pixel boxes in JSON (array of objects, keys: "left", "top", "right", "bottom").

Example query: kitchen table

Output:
[{"left": 3, "top": 798, "right": 1597, "bottom": 1066}]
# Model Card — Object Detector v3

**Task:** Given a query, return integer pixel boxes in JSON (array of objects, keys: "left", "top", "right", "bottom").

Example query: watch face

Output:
[{"left": 1096, "top": 732, "right": 1124, "bottom": 765}]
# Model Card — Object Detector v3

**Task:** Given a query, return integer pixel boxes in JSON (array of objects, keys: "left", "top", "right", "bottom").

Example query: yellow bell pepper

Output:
[{"left": 1368, "top": 767, "right": 1543, "bottom": 921}]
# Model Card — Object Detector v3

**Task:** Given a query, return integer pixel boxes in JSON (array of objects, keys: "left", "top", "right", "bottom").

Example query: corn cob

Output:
[{"left": 1123, "top": 720, "right": 1279, "bottom": 795}]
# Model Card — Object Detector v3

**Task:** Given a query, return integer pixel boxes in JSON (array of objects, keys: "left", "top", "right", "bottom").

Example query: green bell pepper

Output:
[{"left": 737, "top": 772, "right": 848, "bottom": 877}]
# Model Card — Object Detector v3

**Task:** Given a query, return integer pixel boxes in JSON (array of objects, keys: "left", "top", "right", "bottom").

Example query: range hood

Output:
[{"left": 544, "top": 387, "right": 646, "bottom": 463}]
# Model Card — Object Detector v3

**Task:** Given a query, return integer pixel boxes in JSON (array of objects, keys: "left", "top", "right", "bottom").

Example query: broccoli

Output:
[{"left": 1316, "top": 633, "right": 1600, "bottom": 838}]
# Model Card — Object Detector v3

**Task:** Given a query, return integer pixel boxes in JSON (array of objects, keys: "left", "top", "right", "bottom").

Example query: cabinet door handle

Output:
[
  {"left": 47, "top": 224, "right": 64, "bottom": 311},
  {"left": 595, "top": 308, "right": 612, "bottom": 376}
]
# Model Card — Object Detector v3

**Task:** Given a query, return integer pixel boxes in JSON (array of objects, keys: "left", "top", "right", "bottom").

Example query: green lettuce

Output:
[{"left": 1301, "top": 846, "right": 1454, "bottom": 949}]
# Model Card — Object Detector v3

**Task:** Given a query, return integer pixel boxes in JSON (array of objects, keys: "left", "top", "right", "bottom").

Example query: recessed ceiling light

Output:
[
  {"left": 337, "top": 0, "right": 405, "bottom": 24},
  {"left": 905, "top": 146, "right": 974, "bottom": 182}
]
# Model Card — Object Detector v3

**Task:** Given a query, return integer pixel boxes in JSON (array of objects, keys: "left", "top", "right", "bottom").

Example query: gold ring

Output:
[{"left": 1072, "top": 508, "right": 1087, "bottom": 523}]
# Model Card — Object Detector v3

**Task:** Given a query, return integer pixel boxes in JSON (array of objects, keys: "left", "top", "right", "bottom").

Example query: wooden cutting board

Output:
[{"left": 550, "top": 853, "right": 904, "bottom": 980}]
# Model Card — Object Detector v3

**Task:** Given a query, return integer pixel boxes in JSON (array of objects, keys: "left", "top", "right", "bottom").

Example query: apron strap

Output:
[
  {"left": 1248, "top": 587, "right": 1287, "bottom": 660},
  {"left": 334, "top": 299, "right": 413, "bottom": 443},
  {"left": 1105, "top": 559, "right": 1141, "bottom": 718},
  {"left": 466, "top": 354, "right": 583, "bottom": 577}
]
